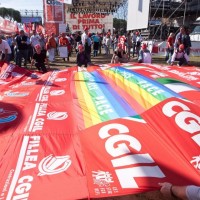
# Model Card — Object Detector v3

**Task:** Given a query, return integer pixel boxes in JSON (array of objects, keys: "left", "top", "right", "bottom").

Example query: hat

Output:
[
  {"left": 142, "top": 43, "right": 147, "bottom": 49},
  {"left": 35, "top": 44, "right": 41, "bottom": 50},
  {"left": 78, "top": 44, "right": 84, "bottom": 50},
  {"left": 84, "top": 27, "right": 89, "bottom": 31},
  {"left": 179, "top": 44, "right": 184, "bottom": 50},
  {"left": 136, "top": 31, "right": 139, "bottom": 35}
]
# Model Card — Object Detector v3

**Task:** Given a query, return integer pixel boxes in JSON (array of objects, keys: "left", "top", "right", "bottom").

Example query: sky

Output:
[{"left": 0, "top": 0, "right": 43, "bottom": 11}]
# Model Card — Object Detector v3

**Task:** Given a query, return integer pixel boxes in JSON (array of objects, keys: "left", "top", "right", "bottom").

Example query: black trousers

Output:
[{"left": 35, "top": 62, "right": 47, "bottom": 73}]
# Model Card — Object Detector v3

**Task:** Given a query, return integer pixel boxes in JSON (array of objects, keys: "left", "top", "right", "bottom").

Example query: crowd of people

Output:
[
  {"left": 0, "top": 25, "right": 192, "bottom": 73},
  {"left": 166, "top": 25, "right": 191, "bottom": 66},
  {"left": 0, "top": 24, "right": 198, "bottom": 200}
]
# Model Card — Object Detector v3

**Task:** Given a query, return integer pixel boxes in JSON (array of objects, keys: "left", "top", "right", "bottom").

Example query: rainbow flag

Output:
[{"left": 73, "top": 67, "right": 183, "bottom": 129}]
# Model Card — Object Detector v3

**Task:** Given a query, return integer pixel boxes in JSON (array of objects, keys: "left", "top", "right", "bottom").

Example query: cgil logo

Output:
[
  {"left": 55, "top": 78, "right": 67, "bottom": 82},
  {"left": 38, "top": 154, "right": 72, "bottom": 176},
  {"left": 21, "top": 81, "right": 35, "bottom": 86},
  {"left": 98, "top": 123, "right": 165, "bottom": 189},
  {"left": 6, "top": 136, "right": 41, "bottom": 200},
  {"left": 50, "top": 90, "right": 65, "bottom": 96},
  {"left": 162, "top": 100, "right": 200, "bottom": 147},
  {"left": 5, "top": 136, "right": 72, "bottom": 199},
  {"left": 47, "top": 112, "right": 68, "bottom": 120}
]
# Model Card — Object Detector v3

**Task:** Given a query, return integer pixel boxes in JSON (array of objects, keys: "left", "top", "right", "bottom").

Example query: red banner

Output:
[
  {"left": 80, "top": 97, "right": 200, "bottom": 197},
  {"left": 1, "top": 63, "right": 200, "bottom": 199},
  {"left": 0, "top": 17, "right": 18, "bottom": 34},
  {"left": 43, "top": 0, "right": 64, "bottom": 35}
]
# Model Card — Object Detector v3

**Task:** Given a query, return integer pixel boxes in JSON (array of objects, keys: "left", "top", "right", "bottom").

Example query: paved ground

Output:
[
  {"left": 7, "top": 43, "right": 197, "bottom": 71},
  {"left": 28, "top": 51, "right": 200, "bottom": 72}
]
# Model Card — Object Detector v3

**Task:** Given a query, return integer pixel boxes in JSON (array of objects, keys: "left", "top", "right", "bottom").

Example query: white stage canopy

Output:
[{"left": 127, "top": 0, "right": 150, "bottom": 30}]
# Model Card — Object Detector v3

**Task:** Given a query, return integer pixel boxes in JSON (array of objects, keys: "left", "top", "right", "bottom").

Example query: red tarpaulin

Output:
[{"left": 0, "top": 62, "right": 200, "bottom": 199}]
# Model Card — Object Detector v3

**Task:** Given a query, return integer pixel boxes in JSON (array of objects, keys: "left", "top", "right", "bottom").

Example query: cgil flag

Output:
[
  {"left": 0, "top": 62, "right": 200, "bottom": 199},
  {"left": 127, "top": 0, "right": 150, "bottom": 30}
]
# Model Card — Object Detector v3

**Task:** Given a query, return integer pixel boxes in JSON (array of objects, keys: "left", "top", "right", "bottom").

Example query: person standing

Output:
[
  {"left": 81, "top": 27, "right": 91, "bottom": 64},
  {"left": 92, "top": 33, "right": 100, "bottom": 57},
  {"left": 30, "top": 30, "right": 41, "bottom": 53},
  {"left": 58, "top": 32, "right": 70, "bottom": 61},
  {"left": 174, "top": 26, "right": 186, "bottom": 50},
  {"left": 0, "top": 35, "right": 12, "bottom": 63},
  {"left": 135, "top": 31, "right": 143, "bottom": 58},
  {"left": 47, "top": 32, "right": 57, "bottom": 62},
  {"left": 104, "top": 34, "right": 112, "bottom": 56},
  {"left": 39, "top": 33, "right": 47, "bottom": 55},
  {"left": 74, "top": 32, "right": 81, "bottom": 53},
  {"left": 132, "top": 31, "right": 137, "bottom": 57},
  {"left": 5, "top": 35, "right": 14, "bottom": 61},
  {"left": 166, "top": 32, "right": 175, "bottom": 63},
  {"left": 112, "top": 34, "right": 118, "bottom": 53},
  {"left": 81, "top": 27, "right": 89, "bottom": 46},
  {"left": 126, "top": 31, "right": 132, "bottom": 59},
  {"left": 15, "top": 30, "right": 28, "bottom": 67},
  {"left": 182, "top": 28, "right": 192, "bottom": 56}
]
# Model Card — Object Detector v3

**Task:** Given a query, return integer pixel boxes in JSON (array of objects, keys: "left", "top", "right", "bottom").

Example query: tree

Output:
[
  {"left": 113, "top": 0, "right": 128, "bottom": 33},
  {"left": 113, "top": 18, "right": 127, "bottom": 34},
  {"left": 0, "top": 7, "right": 21, "bottom": 22}
]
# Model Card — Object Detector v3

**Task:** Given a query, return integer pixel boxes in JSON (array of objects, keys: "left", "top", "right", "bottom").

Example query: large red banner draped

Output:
[{"left": 0, "top": 62, "right": 200, "bottom": 199}]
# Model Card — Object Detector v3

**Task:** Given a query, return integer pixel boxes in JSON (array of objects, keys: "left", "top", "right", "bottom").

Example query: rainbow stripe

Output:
[{"left": 73, "top": 67, "right": 183, "bottom": 129}]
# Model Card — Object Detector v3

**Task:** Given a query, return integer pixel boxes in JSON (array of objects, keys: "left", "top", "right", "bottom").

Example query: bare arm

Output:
[{"left": 159, "top": 182, "right": 188, "bottom": 200}]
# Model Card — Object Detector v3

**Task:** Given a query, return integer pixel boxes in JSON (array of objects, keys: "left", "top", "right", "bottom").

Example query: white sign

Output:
[
  {"left": 149, "top": 41, "right": 200, "bottom": 57},
  {"left": 65, "top": 13, "right": 113, "bottom": 33},
  {"left": 59, "top": 23, "right": 67, "bottom": 33},
  {"left": 127, "top": 0, "right": 150, "bottom": 30}
]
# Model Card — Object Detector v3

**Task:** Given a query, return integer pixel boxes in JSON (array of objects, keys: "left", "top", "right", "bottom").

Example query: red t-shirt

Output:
[
  {"left": 59, "top": 37, "right": 69, "bottom": 46},
  {"left": 167, "top": 36, "right": 175, "bottom": 48}
]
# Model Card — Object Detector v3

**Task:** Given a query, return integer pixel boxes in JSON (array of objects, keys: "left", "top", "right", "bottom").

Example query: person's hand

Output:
[{"left": 159, "top": 182, "right": 173, "bottom": 199}]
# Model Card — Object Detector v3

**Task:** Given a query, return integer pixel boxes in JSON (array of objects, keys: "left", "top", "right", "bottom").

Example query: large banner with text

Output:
[
  {"left": 65, "top": 13, "right": 113, "bottom": 33},
  {"left": 43, "top": 0, "right": 65, "bottom": 35}
]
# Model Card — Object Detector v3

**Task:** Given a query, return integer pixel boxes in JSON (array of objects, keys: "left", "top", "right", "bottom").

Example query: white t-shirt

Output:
[
  {"left": 0, "top": 40, "right": 11, "bottom": 54},
  {"left": 30, "top": 34, "right": 41, "bottom": 47},
  {"left": 143, "top": 52, "right": 152, "bottom": 63},
  {"left": 81, "top": 32, "right": 88, "bottom": 46},
  {"left": 186, "top": 185, "right": 200, "bottom": 200}
]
